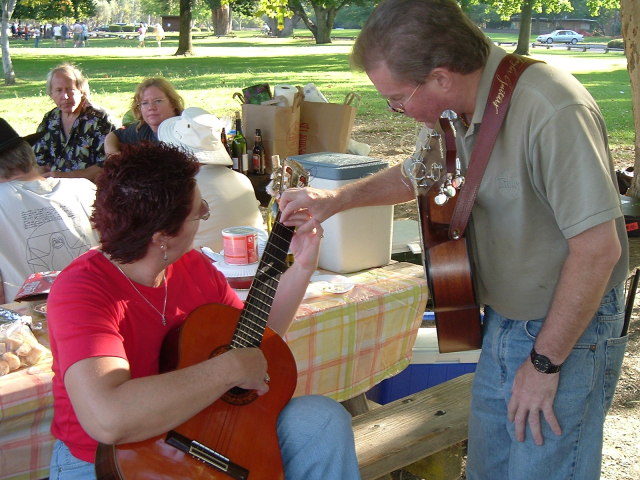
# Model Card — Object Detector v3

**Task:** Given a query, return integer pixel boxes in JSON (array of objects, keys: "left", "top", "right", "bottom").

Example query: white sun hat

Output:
[{"left": 158, "top": 107, "right": 232, "bottom": 166}]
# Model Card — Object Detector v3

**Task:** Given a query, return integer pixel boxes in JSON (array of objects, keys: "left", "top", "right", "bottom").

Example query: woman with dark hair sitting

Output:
[
  {"left": 46, "top": 142, "right": 359, "bottom": 479},
  {"left": 104, "top": 77, "right": 184, "bottom": 155}
]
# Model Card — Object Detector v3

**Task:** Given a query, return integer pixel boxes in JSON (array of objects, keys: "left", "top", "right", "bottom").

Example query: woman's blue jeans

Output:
[
  {"left": 466, "top": 283, "right": 627, "bottom": 480},
  {"left": 50, "top": 395, "right": 360, "bottom": 479}
]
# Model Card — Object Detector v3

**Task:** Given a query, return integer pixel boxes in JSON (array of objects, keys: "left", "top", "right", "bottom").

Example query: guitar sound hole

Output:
[{"left": 223, "top": 386, "right": 258, "bottom": 406}]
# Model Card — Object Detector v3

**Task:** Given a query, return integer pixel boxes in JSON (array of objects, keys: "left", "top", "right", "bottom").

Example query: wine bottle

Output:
[
  {"left": 252, "top": 129, "right": 266, "bottom": 174},
  {"left": 231, "top": 112, "right": 246, "bottom": 173}
]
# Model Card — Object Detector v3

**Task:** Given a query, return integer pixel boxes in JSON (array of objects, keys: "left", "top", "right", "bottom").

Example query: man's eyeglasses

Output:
[
  {"left": 386, "top": 83, "right": 422, "bottom": 114},
  {"left": 193, "top": 199, "right": 210, "bottom": 221},
  {"left": 138, "top": 98, "right": 166, "bottom": 110}
]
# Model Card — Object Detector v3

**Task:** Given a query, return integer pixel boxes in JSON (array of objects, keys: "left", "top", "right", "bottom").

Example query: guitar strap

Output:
[{"left": 447, "top": 54, "right": 541, "bottom": 240}]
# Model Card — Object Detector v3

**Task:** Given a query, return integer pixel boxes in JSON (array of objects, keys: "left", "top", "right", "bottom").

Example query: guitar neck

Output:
[{"left": 231, "top": 215, "right": 294, "bottom": 349}]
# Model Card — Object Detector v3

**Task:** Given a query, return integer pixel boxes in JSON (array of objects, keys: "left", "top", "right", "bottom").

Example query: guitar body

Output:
[
  {"left": 95, "top": 303, "right": 297, "bottom": 480},
  {"left": 416, "top": 119, "right": 482, "bottom": 353},
  {"left": 418, "top": 187, "right": 482, "bottom": 353}
]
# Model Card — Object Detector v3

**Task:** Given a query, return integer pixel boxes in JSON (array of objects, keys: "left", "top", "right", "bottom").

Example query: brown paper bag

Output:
[
  {"left": 242, "top": 89, "right": 303, "bottom": 172},
  {"left": 298, "top": 93, "right": 358, "bottom": 154}
]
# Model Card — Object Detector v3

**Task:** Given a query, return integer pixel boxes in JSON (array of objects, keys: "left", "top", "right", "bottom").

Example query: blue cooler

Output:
[{"left": 367, "top": 313, "right": 481, "bottom": 404}]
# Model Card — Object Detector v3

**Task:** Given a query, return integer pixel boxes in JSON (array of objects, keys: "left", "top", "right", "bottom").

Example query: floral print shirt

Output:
[{"left": 33, "top": 103, "right": 116, "bottom": 172}]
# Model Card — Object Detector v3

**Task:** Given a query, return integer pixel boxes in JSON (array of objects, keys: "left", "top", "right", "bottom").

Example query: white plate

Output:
[
  {"left": 305, "top": 274, "right": 355, "bottom": 298},
  {"left": 213, "top": 260, "right": 259, "bottom": 278},
  {"left": 322, "top": 282, "right": 355, "bottom": 294}
]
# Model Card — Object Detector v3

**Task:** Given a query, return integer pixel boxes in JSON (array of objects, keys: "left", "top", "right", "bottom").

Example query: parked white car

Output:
[{"left": 536, "top": 30, "right": 584, "bottom": 44}]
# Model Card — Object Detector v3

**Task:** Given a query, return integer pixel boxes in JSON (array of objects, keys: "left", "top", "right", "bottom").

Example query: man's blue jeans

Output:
[{"left": 467, "top": 283, "right": 627, "bottom": 480}]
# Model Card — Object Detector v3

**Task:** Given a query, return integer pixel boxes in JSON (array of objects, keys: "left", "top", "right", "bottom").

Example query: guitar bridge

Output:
[{"left": 165, "top": 430, "right": 249, "bottom": 480}]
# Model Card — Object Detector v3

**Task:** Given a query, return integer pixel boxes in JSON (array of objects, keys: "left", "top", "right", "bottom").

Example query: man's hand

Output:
[
  {"left": 508, "top": 359, "right": 562, "bottom": 445},
  {"left": 278, "top": 187, "right": 338, "bottom": 227}
]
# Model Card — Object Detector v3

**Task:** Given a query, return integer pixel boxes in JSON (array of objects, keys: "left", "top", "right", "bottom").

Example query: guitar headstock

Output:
[
  {"left": 267, "top": 159, "right": 309, "bottom": 196},
  {"left": 406, "top": 124, "right": 445, "bottom": 191}
]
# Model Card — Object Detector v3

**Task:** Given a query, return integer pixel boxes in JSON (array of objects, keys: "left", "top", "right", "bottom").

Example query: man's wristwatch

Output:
[{"left": 530, "top": 348, "right": 562, "bottom": 374}]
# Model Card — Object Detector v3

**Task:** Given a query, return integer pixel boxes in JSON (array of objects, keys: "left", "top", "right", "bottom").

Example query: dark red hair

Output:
[{"left": 92, "top": 142, "right": 199, "bottom": 263}]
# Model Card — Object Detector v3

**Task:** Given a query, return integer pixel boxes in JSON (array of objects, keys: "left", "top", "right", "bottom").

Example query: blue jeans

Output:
[
  {"left": 467, "top": 284, "right": 627, "bottom": 480},
  {"left": 50, "top": 395, "right": 360, "bottom": 479}
]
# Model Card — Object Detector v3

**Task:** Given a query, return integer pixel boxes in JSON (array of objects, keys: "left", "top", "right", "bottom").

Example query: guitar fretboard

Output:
[{"left": 231, "top": 216, "right": 294, "bottom": 349}]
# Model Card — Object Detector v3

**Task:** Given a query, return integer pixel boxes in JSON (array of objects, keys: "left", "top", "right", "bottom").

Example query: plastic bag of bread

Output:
[{"left": 0, "top": 317, "right": 51, "bottom": 375}]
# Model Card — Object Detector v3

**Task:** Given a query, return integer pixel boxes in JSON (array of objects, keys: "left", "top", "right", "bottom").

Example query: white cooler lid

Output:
[{"left": 412, "top": 327, "right": 481, "bottom": 364}]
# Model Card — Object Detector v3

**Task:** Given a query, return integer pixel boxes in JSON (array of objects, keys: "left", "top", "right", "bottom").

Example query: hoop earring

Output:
[{"left": 161, "top": 244, "right": 168, "bottom": 262}]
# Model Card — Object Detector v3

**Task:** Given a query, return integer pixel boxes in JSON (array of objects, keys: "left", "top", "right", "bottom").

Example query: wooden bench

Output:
[
  {"left": 353, "top": 373, "right": 473, "bottom": 480},
  {"left": 567, "top": 44, "right": 589, "bottom": 52}
]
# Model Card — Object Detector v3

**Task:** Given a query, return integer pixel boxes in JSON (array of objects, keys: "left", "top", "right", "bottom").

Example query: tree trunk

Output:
[
  {"left": 514, "top": 0, "right": 534, "bottom": 56},
  {"left": 621, "top": 0, "right": 640, "bottom": 196},
  {"left": 267, "top": 15, "right": 299, "bottom": 38},
  {"left": 175, "top": 0, "right": 194, "bottom": 56},
  {"left": 311, "top": 5, "right": 336, "bottom": 44},
  {"left": 289, "top": 0, "right": 341, "bottom": 45},
  {"left": 212, "top": 5, "right": 230, "bottom": 36},
  {"left": 1, "top": 0, "right": 17, "bottom": 85}
]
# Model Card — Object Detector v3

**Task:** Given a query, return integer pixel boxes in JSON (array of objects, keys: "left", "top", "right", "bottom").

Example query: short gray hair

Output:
[{"left": 46, "top": 63, "right": 91, "bottom": 100}]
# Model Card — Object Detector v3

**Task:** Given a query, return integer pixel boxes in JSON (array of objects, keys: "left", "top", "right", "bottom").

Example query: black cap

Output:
[{"left": 0, "top": 118, "right": 23, "bottom": 154}]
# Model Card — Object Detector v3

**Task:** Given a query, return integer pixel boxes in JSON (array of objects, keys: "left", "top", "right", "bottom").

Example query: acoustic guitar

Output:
[
  {"left": 415, "top": 117, "right": 482, "bottom": 353},
  {"left": 95, "top": 161, "right": 310, "bottom": 480}
]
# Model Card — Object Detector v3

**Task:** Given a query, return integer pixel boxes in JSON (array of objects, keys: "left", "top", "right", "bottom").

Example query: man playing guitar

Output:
[{"left": 280, "top": 1, "right": 628, "bottom": 479}]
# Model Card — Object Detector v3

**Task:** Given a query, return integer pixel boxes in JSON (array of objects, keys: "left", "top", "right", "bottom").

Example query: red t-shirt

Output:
[{"left": 47, "top": 248, "right": 244, "bottom": 462}]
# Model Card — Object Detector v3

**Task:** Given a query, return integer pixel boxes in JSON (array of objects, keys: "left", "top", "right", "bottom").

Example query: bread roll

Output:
[
  {"left": 24, "top": 343, "right": 48, "bottom": 366},
  {"left": 1, "top": 351, "right": 21, "bottom": 370},
  {"left": 0, "top": 359, "right": 10, "bottom": 376}
]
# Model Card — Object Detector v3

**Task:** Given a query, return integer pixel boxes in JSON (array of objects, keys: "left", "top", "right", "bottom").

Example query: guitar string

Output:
[{"left": 234, "top": 222, "right": 291, "bottom": 348}]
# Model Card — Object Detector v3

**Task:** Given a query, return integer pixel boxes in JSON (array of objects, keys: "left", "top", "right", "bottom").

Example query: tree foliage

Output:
[
  {"left": 334, "top": 4, "right": 374, "bottom": 29},
  {"left": 14, "top": 0, "right": 96, "bottom": 21}
]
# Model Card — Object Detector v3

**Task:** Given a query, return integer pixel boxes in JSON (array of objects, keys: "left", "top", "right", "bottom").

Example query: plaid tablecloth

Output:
[
  {"left": 0, "top": 302, "right": 52, "bottom": 480},
  {"left": 0, "top": 262, "right": 428, "bottom": 480},
  {"left": 287, "top": 263, "right": 428, "bottom": 401}
]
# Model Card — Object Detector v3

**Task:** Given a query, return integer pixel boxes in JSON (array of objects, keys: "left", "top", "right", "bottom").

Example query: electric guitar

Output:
[
  {"left": 415, "top": 117, "right": 482, "bottom": 353},
  {"left": 95, "top": 161, "right": 310, "bottom": 480}
]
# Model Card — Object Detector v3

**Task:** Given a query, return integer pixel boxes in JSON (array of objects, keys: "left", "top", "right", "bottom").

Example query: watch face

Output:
[
  {"left": 531, "top": 350, "right": 560, "bottom": 373},
  {"left": 533, "top": 355, "right": 550, "bottom": 372}
]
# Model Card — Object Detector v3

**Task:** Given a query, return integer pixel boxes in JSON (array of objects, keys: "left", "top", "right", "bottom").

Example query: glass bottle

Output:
[
  {"left": 231, "top": 112, "right": 246, "bottom": 173},
  {"left": 252, "top": 128, "right": 266, "bottom": 174}
]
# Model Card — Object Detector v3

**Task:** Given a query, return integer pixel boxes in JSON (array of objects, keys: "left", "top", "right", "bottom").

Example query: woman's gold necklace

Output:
[{"left": 113, "top": 263, "right": 168, "bottom": 326}]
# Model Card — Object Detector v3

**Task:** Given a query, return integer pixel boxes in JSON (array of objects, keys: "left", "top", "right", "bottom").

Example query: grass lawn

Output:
[{"left": 0, "top": 30, "right": 632, "bottom": 153}]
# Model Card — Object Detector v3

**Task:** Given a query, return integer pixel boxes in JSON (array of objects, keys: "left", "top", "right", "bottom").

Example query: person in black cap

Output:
[{"left": 0, "top": 118, "right": 98, "bottom": 303}]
